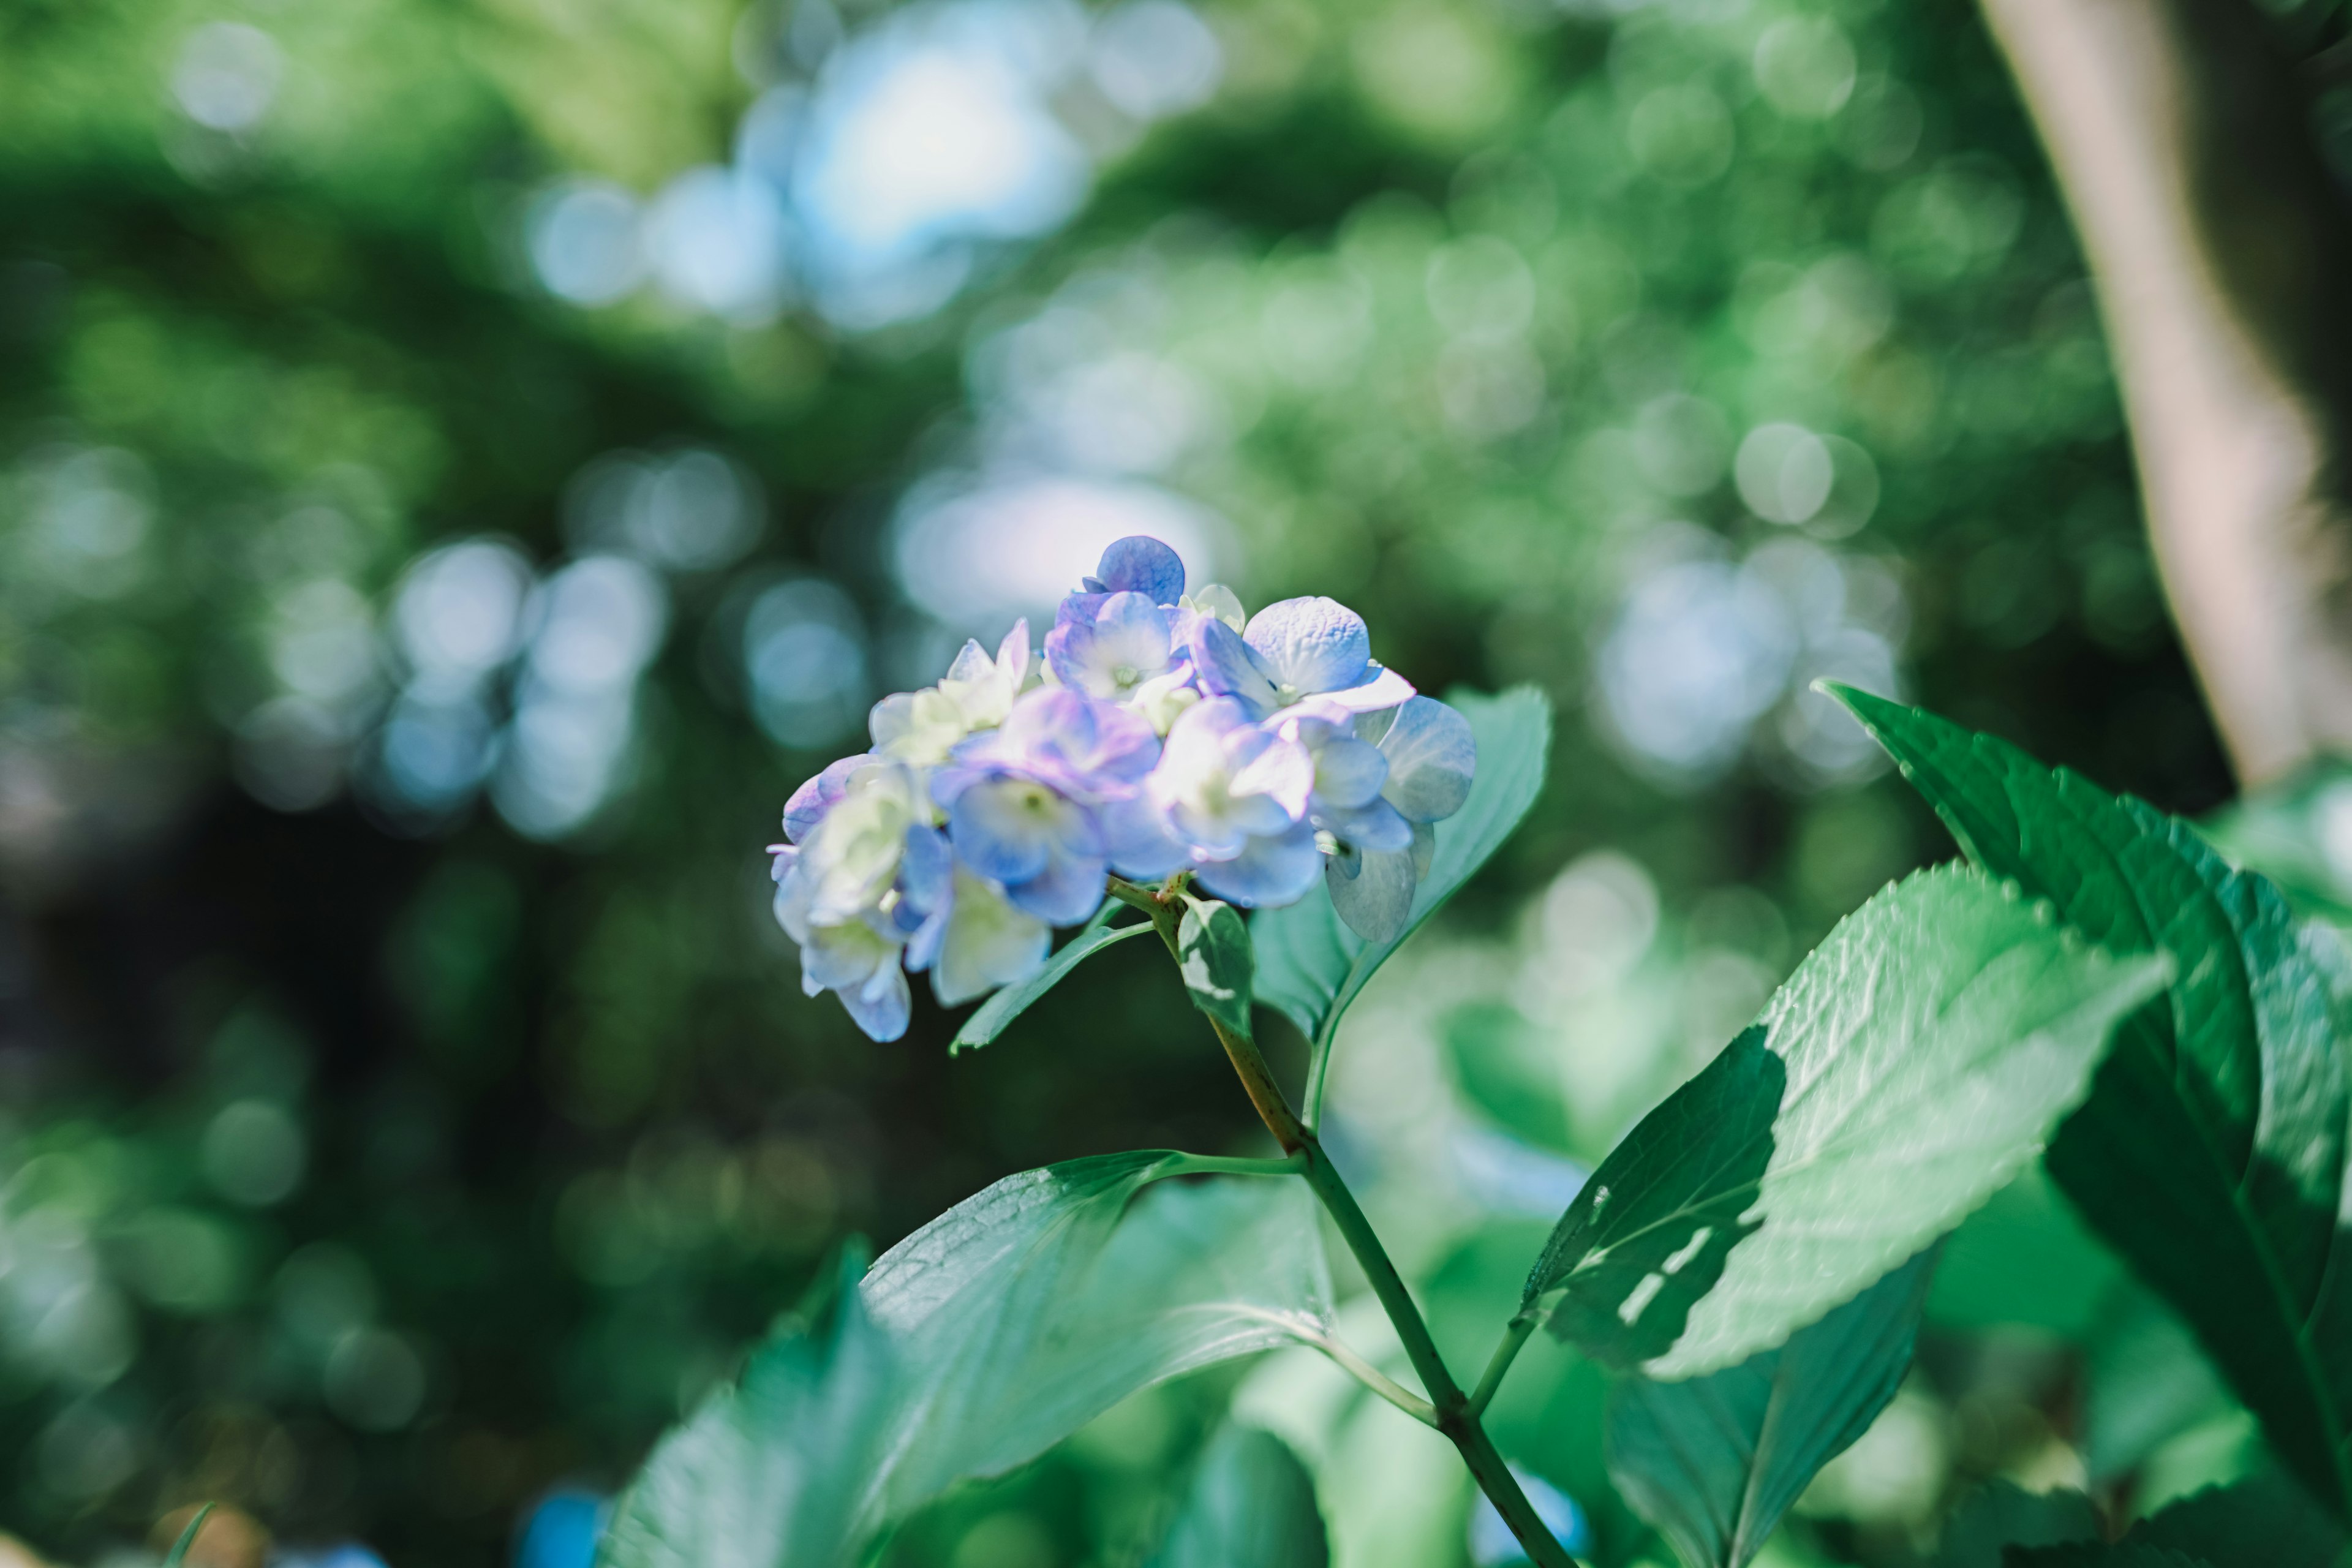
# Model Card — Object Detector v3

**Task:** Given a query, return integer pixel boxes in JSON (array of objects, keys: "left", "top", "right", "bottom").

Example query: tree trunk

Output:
[{"left": 1977, "top": 0, "right": 2352, "bottom": 784}]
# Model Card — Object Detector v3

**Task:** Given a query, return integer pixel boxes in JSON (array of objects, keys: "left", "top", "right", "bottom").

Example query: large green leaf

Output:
[
  {"left": 1148, "top": 1425, "right": 1330, "bottom": 1568},
  {"left": 598, "top": 1157, "right": 1331, "bottom": 1568},
  {"left": 1523, "top": 864, "right": 2166, "bottom": 1378},
  {"left": 1831, "top": 687, "right": 2352, "bottom": 1515},
  {"left": 1607, "top": 1246, "right": 1938, "bottom": 1568},
  {"left": 952, "top": 905, "right": 1154, "bottom": 1053},
  {"left": 1253, "top": 685, "right": 1551, "bottom": 1061},
  {"left": 600, "top": 1250, "right": 892, "bottom": 1568},
  {"left": 862, "top": 1153, "right": 1332, "bottom": 1519}
]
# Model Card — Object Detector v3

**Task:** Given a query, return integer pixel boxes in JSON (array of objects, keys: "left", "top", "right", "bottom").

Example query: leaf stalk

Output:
[{"left": 1118, "top": 881, "right": 1581, "bottom": 1568}]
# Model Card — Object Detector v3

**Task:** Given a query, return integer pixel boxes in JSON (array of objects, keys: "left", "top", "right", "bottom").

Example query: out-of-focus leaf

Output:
[
  {"left": 1931, "top": 1482, "right": 2102, "bottom": 1568},
  {"left": 2201, "top": 763, "right": 2352, "bottom": 926},
  {"left": 2007, "top": 1471, "right": 2344, "bottom": 1567},
  {"left": 1254, "top": 686, "right": 1550, "bottom": 1057},
  {"left": 162, "top": 1506, "right": 215, "bottom": 1568},
  {"left": 952, "top": 907, "right": 1153, "bottom": 1052},
  {"left": 601, "top": 1158, "right": 1332, "bottom": 1567},
  {"left": 2003, "top": 1547, "right": 2211, "bottom": 1567},
  {"left": 599, "top": 1249, "right": 891, "bottom": 1568},
  {"left": 1607, "top": 1246, "right": 1938, "bottom": 1568},
  {"left": 1833, "top": 686, "right": 2352, "bottom": 1517},
  {"left": 2126, "top": 1471, "right": 2345, "bottom": 1566},
  {"left": 1445, "top": 1002, "right": 1574, "bottom": 1151},
  {"left": 1148, "top": 1425, "right": 1330, "bottom": 1568},
  {"left": 2085, "top": 1287, "right": 2236, "bottom": 1485},
  {"left": 1928, "top": 1165, "right": 2121, "bottom": 1336},
  {"left": 1179, "top": 895, "right": 1255, "bottom": 1039},
  {"left": 1523, "top": 864, "right": 2164, "bottom": 1378}
]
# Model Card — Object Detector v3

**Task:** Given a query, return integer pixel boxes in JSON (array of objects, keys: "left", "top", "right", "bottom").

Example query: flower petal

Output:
[
  {"left": 1093, "top": 535, "right": 1186, "bottom": 604},
  {"left": 1006, "top": 845, "right": 1110, "bottom": 925},
  {"left": 840, "top": 959, "right": 912, "bottom": 1041},
  {"left": 1311, "top": 663, "right": 1417, "bottom": 715},
  {"left": 1194, "top": 819, "right": 1322, "bottom": 907},
  {"left": 1245, "top": 597, "right": 1370, "bottom": 696},
  {"left": 1325, "top": 844, "right": 1419, "bottom": 943},
  {"left": 782, "top": 754, "right": 865, "bottom": 843},
  {"left": 1306, "top": 729, "right": 1389, "bottom": 809},
  {"left": 1376, "top": 696, "right": 1476, "bottom": 821},
  {"left": 948, "top": 777, "right": 1068, "bottom": 884},
  {"left": 933, "top": 868, "right": 1050, "bottom": 1006},
  {"left": 1188, "top": 617, "right": 1282, "bottom": 719},
  {"left": 1318, "top": 797, "right": 1414, "bottom": 854},
  {"left": 1101, "top": 795, "right": 1191, "bottom": 879}
]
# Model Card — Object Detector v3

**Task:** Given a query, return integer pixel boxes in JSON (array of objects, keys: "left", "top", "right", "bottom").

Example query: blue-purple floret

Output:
[{"left": 767, "top": 534, "right": 1477, "bottom": 1039}]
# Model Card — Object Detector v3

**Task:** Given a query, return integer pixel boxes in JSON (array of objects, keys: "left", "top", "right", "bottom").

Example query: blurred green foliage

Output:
[{"left": 0, "top": 0, "right": 2248, "bottom": 1562}]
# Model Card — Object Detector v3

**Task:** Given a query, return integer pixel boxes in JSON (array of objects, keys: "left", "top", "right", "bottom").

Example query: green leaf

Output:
[
  {"left": 862, "top": 1153, "right": 1330, "bottom": 1521},
  {"left": 164, "top": 1506, "right": 215, "bottom": 1568},
  {"left": 599, "top": 1157, "right": 1332, "bottom": 1567},
  {"left": 1254, "top": 685, "right": 1551, "bottom": 1054},
  {"left": 1179, "top": 895, "right": 1256, "bottom": 1039},
  {"left": 1830, "top": 685, "right": 2352, "bottom": 1515},
  {"left": 2200, "top": 761, "right": 2352, "bottom": 927},
  {"left": 1445, "top": 1001, "right": 1575, "bottom": 1150},
  {"left": 599, "top": 1248, "right": 891, "bottom": 1568},
  {"left": 953, "top": 905, "right": 1153, "bottom": 1052},
  {"left": 2125, "top": 1472, "right": 2345, "bottom": 1566},
  {"left": 1606, "top": 1245, "right": 1939, "bottom": 1568},
  {"left": 1148, "top": 1425, "right": 1330, "bottom": 1568},
  {"left": 2084, "top": 1287, "right": 2235, "bottom": 1485},
  {"left": 2003, "top": 1548, "right": 2213, "bottom": 1568},
  {"left": 2006, "top": 1472, "right": 2345, "bottom": 1567},
  {"left": 1932, "top": 1482, "right": 2101, "bottom": 1568},
  {"left": 1523, "top": 864, "right": 2167, "bottom": 1378}
]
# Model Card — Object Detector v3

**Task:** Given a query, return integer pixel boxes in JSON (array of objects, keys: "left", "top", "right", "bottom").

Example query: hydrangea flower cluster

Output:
[{"left": 769, "top": 537, "right": 1476, "bottom": 1040}]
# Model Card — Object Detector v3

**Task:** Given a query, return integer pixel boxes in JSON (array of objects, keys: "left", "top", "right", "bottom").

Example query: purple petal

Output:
[
  {"left": 1244, "top": 597, "right": 1370, "bottom": 696},
  {"left": 782, "top": 755, "right": 865, "bottom": 843},
  {"left": 1093, "top": 535, "right": 1186, "bottom": 604}
]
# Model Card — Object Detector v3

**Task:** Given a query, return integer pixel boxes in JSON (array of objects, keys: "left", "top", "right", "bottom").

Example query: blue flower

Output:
[
  {"left": 1189, "top": 595, "right": 1415, "bottom": 721},
  {"left": 1121, "top": 696, "right": 1322, "bottom": 907},
  {"left": 937, "top": 688, "right": 1159, "bottom": 924},
  {"left": 1045, "top": 590, "right": 1184, "bottom": 703},
  {"left": 771, "top": 761, "right": 933, "bottom": 1039}
]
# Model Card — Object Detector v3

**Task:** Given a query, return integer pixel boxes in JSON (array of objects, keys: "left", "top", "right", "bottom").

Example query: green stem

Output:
[
  {"left": 1306, "top": 1330, "right": 1440, "bottom": 1428},
  {"left": 1469, "top": 1316, "right": 1537, "bottom": 1417},
  {"left": 1302, "top": 1138, "right": 1576, "bottom": 1566},
  {"left": 1117, "top": 888, "right": 1580, "bottom": 1568}
]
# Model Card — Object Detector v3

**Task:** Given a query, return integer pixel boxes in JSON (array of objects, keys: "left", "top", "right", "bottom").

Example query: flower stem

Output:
[{"left": 1120, "top": 890, "right": 1580, "bottom": 1568}]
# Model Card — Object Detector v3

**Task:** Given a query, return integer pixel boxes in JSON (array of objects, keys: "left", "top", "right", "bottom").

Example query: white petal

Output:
[{"left": 933, "top": 869, "right": 1050, "bottom": 1005}]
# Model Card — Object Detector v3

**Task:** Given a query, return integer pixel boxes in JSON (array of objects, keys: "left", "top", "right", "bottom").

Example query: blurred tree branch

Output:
[{"left": 1980, "top": 0, "right": 2352, "bottom": 783}]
